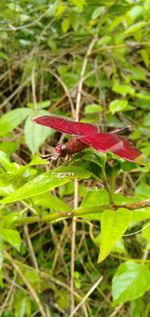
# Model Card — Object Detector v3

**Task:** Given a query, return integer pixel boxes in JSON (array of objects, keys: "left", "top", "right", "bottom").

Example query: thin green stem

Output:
[
  {"left": 15, "top": 206, "right": 108, "bottom": 226},
  {"left": 109, "top": 168, "right": 117, "bottom": 202},
  {"left": 101, "top": 164, "right": 114, "bottom": 206}
]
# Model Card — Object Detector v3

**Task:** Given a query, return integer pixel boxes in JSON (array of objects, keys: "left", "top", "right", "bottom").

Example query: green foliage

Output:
[
  {"left": 1, "top": 165, "right": 91, "bottom": 203},
  {"left": 98, "top": 208, "right": 132, "bottom": 262},
  {"left": 112, "top": 262, "right": 150, "bottom": 305},
  {"left": 14, "top": 292, "right": 31, "bottom": 317},
  {"left": 84, "top": 104, "right": 102, "bottom": 114},
  {"left": 109, "top": 99, "right": 128, "bottom": 114},
  {"left": 24, "top": 110, "right": 54, "bottom": 154},
  {"left": 0, "top": 0, "right": 150, "bottom": 315},
  {"left": 0, "top": 227, "right": 21, "bottom": 251},
  {"left": 0, "top": 108, "right": 31, "bottom": 137}
]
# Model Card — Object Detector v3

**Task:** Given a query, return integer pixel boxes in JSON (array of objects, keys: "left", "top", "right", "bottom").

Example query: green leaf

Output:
[
  {"left": 140, "top": 49, "right": 149, "bottom": 68},
  {"left": 133, "top": 209, "right": 150, "bottom": 223},
  {"left": 112, "top": 83, "right": 135, "bottom": 96},
  {"left": 0, "top": 141, "right": 18, "bottom": 156},
  {"left": 55, "top": 4, "right": 66, "bottom": 18},
  {"left": 114, "top": 193, "right": 137, "bottom": 205},
  {"left": 98, "top": 208, "right": 132, "bottom": 262},
  {"left": 0, "top": 51, "right": 9, "bottom": 60},
  {"left": 130, "top": 67, "right": 146, "bottom": 81},
  {"left": 0, "top": 151, "right": 18, "bottom": 172},
  {"left": 4, "top": 212, "right": 24, "bottom": 227},
  {"left": 109, "top": 99, "right": 128, "bottom": 114},
  {"left": 135, "top": 182, "right": 150, "bottom": 199},
  {"left": 108, "top": 15, "right": 124, "bottom": 31},
  {"left": 143, "top": 113, "right": 150, "bottom": 126},
  {"left": 81, "top": 150, "right": 107, "bottom": 168},
  {"left": 18, "top": 264, "right": 40, "bottom": 290},
  {"left": 1, "top": 166, "right": 91, "bottom": 204},
  {"left": 111, "top": 238, "right": 126, "bottom": 254},
  {"left": 121, "top": 160, "right": 138, "bottom": 172},
  {"left": 126, "top": 5, "right": 143, "bottom": 22},
  {"left": 81, "top": 189, "right": 109, "bottom": 208},
  {"left": 0, "top": 178, "right": 14, "bottom": 196},
  {"left": 70, "top": 12, "right": 80, "bottom": 31},
  {"left": 29, "top": 156, "right": 49, "bottom": 166},
  {"left": 27, "top": 100, "right": 51, "bottom": 109},
  {"left": 69, "top": 0, "right": 86, "bottom": 10},
  {"left": 56, "top": 289, "right": 70, "bottom": 309},
  {"left": 33, "top": 192, "right": 71, "bottom": 211},
  {"left": 15, "top": 292, "right": 31, "bottom": 317},
  {"left": 0, "top": 108, "right": 31, "bottom": 137},
  {"left": 24, "top": 111, "right": 54, "bottom": 154},
  {"left": 142, "top": 222, "right": 150, "bottom": 244},
  {"left": 76, "top": 188, "right": 110, "bottom": 220},
  {"left": 62, "top": 18, "right": 70, "bottom": 33},
  {"left": 112, "top": 262, "right": 150, "bottom": 304},
  {"left": 91, "top": 6, "right": 105, "bottom": 19},
  {"left": 125, "top": 21, "right": 147, "bottom": 35},
  {"left": 84, "top": 104, "right": 102, "bottom": 114},
  {"left": 97, "top": 36, "right": 112, "bottom": 46},
  {"left": 0, "top": 228, "right": 21, "bottom": 251}
]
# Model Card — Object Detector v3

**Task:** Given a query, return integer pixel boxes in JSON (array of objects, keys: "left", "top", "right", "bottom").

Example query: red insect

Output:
[{"left": 32, "top": 115, "right": 142, "bottom": 163}]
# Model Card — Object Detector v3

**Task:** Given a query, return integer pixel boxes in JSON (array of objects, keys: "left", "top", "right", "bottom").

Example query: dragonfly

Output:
[{"left": 32, "top": 115, "right": 142, "bottom": 163}]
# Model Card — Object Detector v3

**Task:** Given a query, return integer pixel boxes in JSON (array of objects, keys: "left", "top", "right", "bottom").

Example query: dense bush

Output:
[{"left": 0, "top": 0, "right": 150, "bottom": 316}]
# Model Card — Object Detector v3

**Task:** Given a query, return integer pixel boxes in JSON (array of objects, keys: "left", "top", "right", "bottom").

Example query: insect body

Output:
[{"left": 32, "top": 115, "right": 142, "bottom": 162}]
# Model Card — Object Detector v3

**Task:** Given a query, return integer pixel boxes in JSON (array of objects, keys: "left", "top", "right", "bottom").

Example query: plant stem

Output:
[
  {"left": 3, "top": 198, "right": 150, "bottom": 227},
  {"left": 101, "top": 164, "right": 114, "bottom": 206}
]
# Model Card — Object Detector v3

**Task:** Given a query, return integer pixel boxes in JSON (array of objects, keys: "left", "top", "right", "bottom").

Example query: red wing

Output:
[
  {"left": 113, "top": 138, "right": 142, "bottom": 162},
  {"left": 80, "top": 133, "right": 142, "bottom": 162},
  {"left": 32, "top": 115, "right": 98, "bottom": 136},
  {"left": 79, "top": 133, "right": 124, "bottom": 152}
]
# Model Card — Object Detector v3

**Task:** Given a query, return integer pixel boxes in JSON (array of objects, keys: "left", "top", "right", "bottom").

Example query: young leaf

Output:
[
  {"left": 125, "top": 5, "right": 143, "bottom": 22},
  {"left": 0, "top": 151, "right": 18, "bottom": 172},
  {"left": 25, "top": 110, "right": 56, "bottom": 154},
  {"left": 135, "top": 182, "right": 150, "bottom": 199},
  {"left": 91, "top": 6, "right": 105, "bottom": 19},
  {"left": 0, "top": 141, "right": 18, "bottom": 156},
  {"left": 33, "top": 192, "right": 71, "bottom": 211},
  {"left": 14, "top": 292, "right": 31, "bottom": 317},
  {"left": 62, "top": 18, "right": 70, "bottom": 33},
  {"left": 69, "top": 0, "right": 86, "bottom": 10},
  {"left": 112, "top": 84, "right": 135, "bottom": 96},
  {"left": 133, "top": 209, "right": 150, "bottom": 224},
  {"left": 84, "top": 104, "right": 102, "bottom": 114},
  {"left": 124, "top": 21, "right": 146, "bottom": 35},
  {"left": 0, "top": 108, "right": 31, "bottom": 137},
  {"left": 140, "top": 49, "right": 149, "bottom": 68},
  {"left": 142, "top": 222, "right": 150, "bottom": 244},
  {"left": 27, "top": 100, "right": 51, "bottom": 109},
  {"left": 109, "top": 99, "right": 128, "bottom": 114},
  {"left": 0, "top": 228, "right": 21, "bottom": 251},
  {"left": 112, "top": 262, "right": 150, "bottom": 304},
  {"left": 111, "top": 238, "right": 126, "bottom": 254},
  {"left": 81, "top": 188, "right": 109, "bottom": 208},
  {"left": 98, "top": 208, "right": 132, "bottom": 263},
  {"left": 1, "top": 166, "right": 91, "bottom": 204}
]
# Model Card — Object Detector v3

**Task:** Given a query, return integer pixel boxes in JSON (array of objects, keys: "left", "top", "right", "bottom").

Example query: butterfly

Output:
[{"left": 32, "top": 115, "right": 142, "bottom": 163}]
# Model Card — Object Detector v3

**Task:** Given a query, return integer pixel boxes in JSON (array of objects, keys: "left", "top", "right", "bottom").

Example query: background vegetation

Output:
[{"left": 0, "top": 0, "right": 150, "bottom": 316}]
